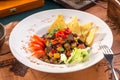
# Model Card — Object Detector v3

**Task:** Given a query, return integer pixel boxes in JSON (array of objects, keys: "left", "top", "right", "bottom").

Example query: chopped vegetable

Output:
[
  {"left": 48, "top": 52, "right": 53, "bottom": 58},
  {"left": 55, "top": 28, "right": 71, "bottom": 39},
  {"left": 65, "top": 48, "right": 90, "bottom": 64},
  {"left": 50, "top": 49, "right": 56, "bottom": 54},
  {"left": 54, "top": 53, "right": 60, "bottom": 59},
  {"left": 48, "top": 28, "right": 59, "bottom": 36},
  {"left": 60, "top": 47, "right": 64, "bottom": 52}
]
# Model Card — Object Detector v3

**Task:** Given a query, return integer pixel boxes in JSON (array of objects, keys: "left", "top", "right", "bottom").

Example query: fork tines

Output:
[
  {"left": 100, "top": 45, "right": 114, "bottom": 54},
  {"left": 100, "top": 45, "right": 114, "bottom": 62}
]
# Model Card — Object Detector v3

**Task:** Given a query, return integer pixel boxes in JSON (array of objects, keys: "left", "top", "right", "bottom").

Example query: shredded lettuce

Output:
[{"left": 60, "top": 48, "right": 90, "bottom": 64}]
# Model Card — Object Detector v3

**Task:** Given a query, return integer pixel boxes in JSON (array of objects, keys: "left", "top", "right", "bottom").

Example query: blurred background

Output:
[
  {"left": 0, "top": 0, "right": 108, "bottom": 25},
  {"left": 0, "top": 0, "right": 63, "bottom": 25}
]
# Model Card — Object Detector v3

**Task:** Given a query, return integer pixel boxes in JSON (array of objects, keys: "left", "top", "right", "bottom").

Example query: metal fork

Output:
[{"left": 100, "top": 45, "right": 118, "bottom": 80}]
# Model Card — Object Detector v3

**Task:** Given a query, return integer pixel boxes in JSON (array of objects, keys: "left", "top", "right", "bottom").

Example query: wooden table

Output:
[{"left": 0, "top": 1, "right": 120, "bottom": 80}]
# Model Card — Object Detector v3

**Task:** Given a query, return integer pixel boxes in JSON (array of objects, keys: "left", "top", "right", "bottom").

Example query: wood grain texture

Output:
[
  {"left": 107, "top": 0, "right": 120, "bottom": 29},
  {"left": 0, "top": 1, "right": 120, "bottom": 80},
  {"left": 0, "top": 0, "right": 44, "bottom": 18}
]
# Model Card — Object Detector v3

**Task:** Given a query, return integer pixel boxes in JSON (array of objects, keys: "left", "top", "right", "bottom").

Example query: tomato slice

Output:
[
  {"left": 31, "top": 35, "right": 45, "bottom": 44},
  {"left": 29, "top": 43, "right": 44, "bottom": 51},
  {"left": 30, "top": 41, "right": 45, "bottom": 48},
  {"left": 32, "top": 50, "right": 46, "bottom": 58}
]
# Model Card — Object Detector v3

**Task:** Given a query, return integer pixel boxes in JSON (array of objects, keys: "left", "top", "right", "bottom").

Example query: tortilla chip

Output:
[
  {"left": 80, "top": 22, "right": 93, "bottom": 42},
  {"left": 67, "top": 16, "right": 81, "bottom": 35},
  {"left": 85, "top": 26, "right": 99, "bottom": 46},
  {"left": 48, "top": 14, "right": 66, "bottom": 32}
]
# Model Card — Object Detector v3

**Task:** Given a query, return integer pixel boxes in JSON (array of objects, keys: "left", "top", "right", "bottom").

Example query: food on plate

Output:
[
  {"left": 28, "top": 14, "right": 98, "bottom": 64},
  {"left": 80, "top": 22, "right": 93, "bottom": 42},
  {"left": 67, "top": 16, "right": 80, "bottom": 36},
  {"left": 29, "top": 35, "right": 46, "bottom": 58},
  {"left": 48, "top": 14, "right": 66, "bottom": 32},
  {"left": 85, "top": 26, "right": 99, "bottom": 46}
]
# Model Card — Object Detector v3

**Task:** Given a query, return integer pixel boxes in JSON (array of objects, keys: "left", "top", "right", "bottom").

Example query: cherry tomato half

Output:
[
  {"left": 29, "top": 43, "right": 44, "bottom": 51},
  {"left": 29, "top": 41, "right": 45, "bottom": 48},
  {"left": 31, "top": 35, "right": 45, "bottom": 44},
  {"left": 32, "top": 50, "right": 46, "bottom": 58}
]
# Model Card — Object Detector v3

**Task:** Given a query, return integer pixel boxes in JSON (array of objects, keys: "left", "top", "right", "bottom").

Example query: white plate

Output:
[{"left": 9, "top": 9, "right": 113, "bottom": 73}]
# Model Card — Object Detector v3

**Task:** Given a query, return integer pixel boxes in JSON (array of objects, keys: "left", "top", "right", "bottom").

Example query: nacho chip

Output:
[
  {"left": 85, "top": 26, "right": 99, "bottom": 46},
  {"left": 67, "top": 16, "right": 81, "bottom": 35},
  {"left": 80, "top": 22, "right": 93, "bottom": 42},
  {"left": 48, "top": 14, "right": 66, "bottom": 32}
]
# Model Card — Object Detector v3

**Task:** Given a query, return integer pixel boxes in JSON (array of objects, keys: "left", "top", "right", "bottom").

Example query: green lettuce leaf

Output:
[{"left": 65, "top": 48, "right": 90, "bottom": 64}]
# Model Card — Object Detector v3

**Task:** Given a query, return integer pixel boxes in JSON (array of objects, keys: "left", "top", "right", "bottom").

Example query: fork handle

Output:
[{"left": 110, "top": 65, "right": 119, "bottom": 80}]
